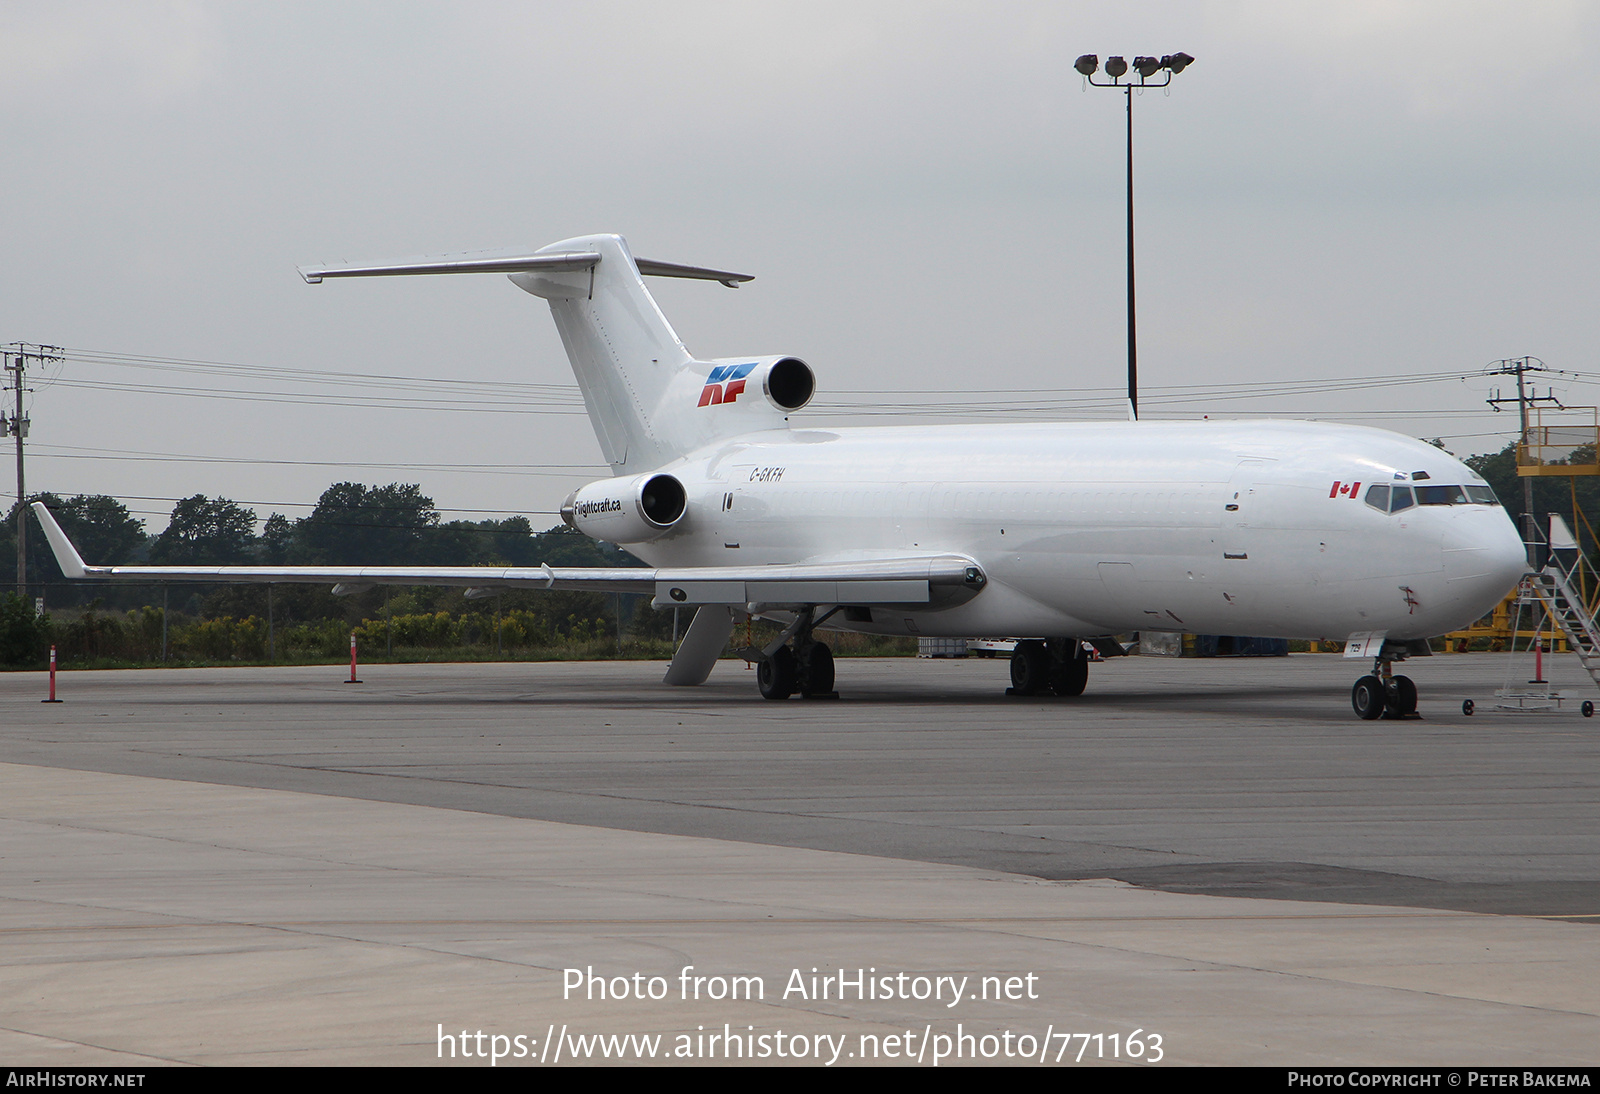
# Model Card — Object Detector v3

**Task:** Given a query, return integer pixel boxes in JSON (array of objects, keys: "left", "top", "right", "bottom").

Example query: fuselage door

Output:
[{"left": 1222, "top": 458, "right": 1273, "bottom": 561}]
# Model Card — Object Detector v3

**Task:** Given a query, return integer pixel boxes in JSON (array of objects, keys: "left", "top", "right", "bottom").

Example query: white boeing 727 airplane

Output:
[{"left": 32, "top": 233, "right": 1528, "bottom": 718}]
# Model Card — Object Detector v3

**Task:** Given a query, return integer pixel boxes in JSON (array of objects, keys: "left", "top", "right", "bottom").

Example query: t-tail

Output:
[{"left": 300, "top": 234, "right": 815, "bottom": 474}]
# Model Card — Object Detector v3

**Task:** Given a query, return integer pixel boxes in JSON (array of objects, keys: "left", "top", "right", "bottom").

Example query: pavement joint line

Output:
[{"left": 0, "top": 1024, "right": 189, "bottom": 1067}]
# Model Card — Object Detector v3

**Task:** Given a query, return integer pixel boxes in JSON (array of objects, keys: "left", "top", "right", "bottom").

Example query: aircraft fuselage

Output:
[{"left": 624, "top": 418, "right": 1527, "bottom": 643}]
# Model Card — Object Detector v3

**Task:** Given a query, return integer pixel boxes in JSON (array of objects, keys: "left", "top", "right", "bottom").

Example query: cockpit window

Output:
[{"left": 1367, "top": 482, "right": 1494, "bottom": 512}]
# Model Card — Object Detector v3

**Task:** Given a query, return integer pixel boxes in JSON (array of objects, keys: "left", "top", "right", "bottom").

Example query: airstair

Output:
[
  {"left": 1523, "top": 515, "right": 1600, "bottom": 691},
  {"left": 1486, "top": 515, "right": 1600, "bottom": 713}
]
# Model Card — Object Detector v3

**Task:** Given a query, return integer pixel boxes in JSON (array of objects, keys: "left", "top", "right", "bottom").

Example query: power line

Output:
[
  {"left": 41, "top": 377, "right": 591, "bottom": 415},
  {"left": 61, "top": 343, "right": 1556, "bottom": 416},
  {"left": 27, "top": 443, "right": 605, "bottom": 477},
  {"left": 59, "top": 346, "right": 585, "bottom": 397}
]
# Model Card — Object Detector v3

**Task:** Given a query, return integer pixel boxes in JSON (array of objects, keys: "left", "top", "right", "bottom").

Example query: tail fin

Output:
[
  {"left": 302, "top": 234, "right": 812, "bottom": 475},
  {"left": 514, "top": 234, "right": 699, "bottom": 472}
]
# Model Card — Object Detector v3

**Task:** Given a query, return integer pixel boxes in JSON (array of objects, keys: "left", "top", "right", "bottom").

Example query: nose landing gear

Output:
[{"left": 1352, "top": 653, "right": 1419, "bottom": 720}]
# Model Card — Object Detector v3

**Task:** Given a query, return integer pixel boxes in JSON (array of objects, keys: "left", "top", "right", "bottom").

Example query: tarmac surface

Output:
[{"left": 2, "top": 652, "right": 1598, "bottom": 1065}]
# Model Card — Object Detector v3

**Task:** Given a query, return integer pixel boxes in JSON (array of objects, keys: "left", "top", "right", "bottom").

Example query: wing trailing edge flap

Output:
[
  {"left": 652, "top": 578, "right": 929, "bottom": 608},
  {"left": 646, "top": 556, "right": 979, "bottom": 608}
]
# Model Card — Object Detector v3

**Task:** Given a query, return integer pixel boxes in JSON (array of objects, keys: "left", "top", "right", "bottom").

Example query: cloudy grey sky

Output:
[{"left": 3, "top": 1, "right": 1598, "bottom": 534}]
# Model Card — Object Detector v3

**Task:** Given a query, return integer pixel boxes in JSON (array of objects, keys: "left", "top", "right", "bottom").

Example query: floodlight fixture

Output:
[{"left": 1072, "top": 51, "right": 1193, "bottom": 418}]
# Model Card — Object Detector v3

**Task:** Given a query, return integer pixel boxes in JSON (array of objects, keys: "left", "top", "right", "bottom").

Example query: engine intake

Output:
[
  {"left": 763, "top": 357, "right": 814, "bottom": 411},
  {"left": 639, "top": 473, "right": 686, "bottom": 527}
]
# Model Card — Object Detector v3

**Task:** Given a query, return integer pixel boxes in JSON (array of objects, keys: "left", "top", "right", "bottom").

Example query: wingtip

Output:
[{"left": 30, "top": 502, "right": 89, "bottom": 579}]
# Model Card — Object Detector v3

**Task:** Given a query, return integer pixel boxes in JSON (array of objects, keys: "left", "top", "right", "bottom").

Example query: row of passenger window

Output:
[{"left": 1364, "top": 483, "right": 1499, "bottom": 513}]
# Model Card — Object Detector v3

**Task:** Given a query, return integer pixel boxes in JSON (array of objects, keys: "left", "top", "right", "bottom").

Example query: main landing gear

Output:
[
  {"left": 1351, "top": 654, "right": 1419, "bottom": 720},
  {"left": 750, "top": 606, "right": 839, "bottom": 700},
  {"left": 1007, "top": 639, "right": 1089, "bottom": 698}
]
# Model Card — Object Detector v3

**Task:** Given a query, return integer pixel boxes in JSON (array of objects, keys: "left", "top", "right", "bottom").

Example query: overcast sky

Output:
[{"left": 3, "top": 1, "right": 1598, "bottom": 534}]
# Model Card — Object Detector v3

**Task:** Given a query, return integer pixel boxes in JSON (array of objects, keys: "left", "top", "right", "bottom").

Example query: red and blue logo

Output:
[{"left": 698, "top": 362, "right": 756, "bottom": 407}]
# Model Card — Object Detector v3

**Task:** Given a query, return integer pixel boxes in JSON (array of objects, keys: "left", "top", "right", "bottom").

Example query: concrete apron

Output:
[{"left": 0, "top": 762, "right": 1595, "bottom": 1067}]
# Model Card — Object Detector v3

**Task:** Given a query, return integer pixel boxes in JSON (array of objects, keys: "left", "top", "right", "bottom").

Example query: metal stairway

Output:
[{"left": 1524, "top": 514, "right": 1600, "bottom": 691}]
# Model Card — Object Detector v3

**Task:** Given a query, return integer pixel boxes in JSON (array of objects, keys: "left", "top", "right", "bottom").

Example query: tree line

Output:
[{"left": 2, "top": 482, "right": 614, "bottom": 577}]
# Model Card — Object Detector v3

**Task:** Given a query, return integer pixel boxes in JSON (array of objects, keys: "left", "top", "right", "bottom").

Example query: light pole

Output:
[{"left": 1074, "top": 53, "right": 1193, "bottom": 420}]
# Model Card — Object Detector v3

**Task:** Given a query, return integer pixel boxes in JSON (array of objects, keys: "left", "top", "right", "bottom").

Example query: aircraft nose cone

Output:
[
  {"left": 1492, "top": 523, "right": 1533, "bottom": 587},
  {"left": 1443, "top": 510, "right": 1529, "bottom": 619}
]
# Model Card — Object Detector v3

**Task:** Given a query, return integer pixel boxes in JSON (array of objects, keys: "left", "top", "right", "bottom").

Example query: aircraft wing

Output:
[{"left": 30, "top": 503, "right": 979, "bottom": 607}]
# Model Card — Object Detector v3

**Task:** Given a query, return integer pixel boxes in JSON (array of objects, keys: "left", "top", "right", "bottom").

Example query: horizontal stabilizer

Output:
[
  {"left": 299, "top": 250, "right": 752, "bottom": 287},
  {"left": 633, "top": 258, "right": 753, "bottom": 287},
  {"left": 299, "top": 251, "right": 600, "bottom": 283},
  {"left": 298, "top": 234, "right": 757, "bottom": 475}
]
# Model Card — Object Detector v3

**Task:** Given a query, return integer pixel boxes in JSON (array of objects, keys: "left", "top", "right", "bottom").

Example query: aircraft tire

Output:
[
  {"left": 1049, "top": 646, "right": 1089, "bottom": 697},
  {"left": 1389, "top": 674, "right": 1418, "bottom": 718},
  {"left": 800, "top": 642, "right": 835, "bottom": 698},
  {"left": 1010, "top": 640, "right": 1049, "bottom": 696},
  {"left": 1352, "top": 675, "right": 1385, "bottom": 720},
  {"left": 758, "top": 646, "right": 797, "bottom": 700}
]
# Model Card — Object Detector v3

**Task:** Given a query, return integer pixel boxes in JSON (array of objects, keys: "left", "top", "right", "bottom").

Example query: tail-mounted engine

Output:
[
  {"left": 695, "top": 355, "right": 814, "bottom": 412},
  {"left": 562, "top": 472, "right": 688, "bottom": 544},
  {"left": 653, "top": 355, "right": 816, "bottom": 453}
]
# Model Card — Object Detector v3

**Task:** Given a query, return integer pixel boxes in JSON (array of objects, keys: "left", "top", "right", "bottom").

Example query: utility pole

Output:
[
  {"left": 1485, "top": 356, "right": 1560, "bottom": 564},
  {"left": 4, "top": 344, "right": 64, "bottom": 599},
  {"left": 3, "top": 349, "right": 24, "bottom": 596}
]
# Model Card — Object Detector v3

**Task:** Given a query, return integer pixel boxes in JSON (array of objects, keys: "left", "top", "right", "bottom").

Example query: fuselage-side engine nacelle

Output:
[{"left": 562, "top": 472, "right": 688, "bottom": 545}]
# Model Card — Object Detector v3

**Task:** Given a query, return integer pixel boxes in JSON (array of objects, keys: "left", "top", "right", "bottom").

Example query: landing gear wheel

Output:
[
  {"left": 1584, "top": 701, "right": 1595, "bottom": 718},
  {"left": 1384, "top": 674, "right": 1418, "bottom": 719},
  {"left": 1009, "top": 640, "right": 1049, "bottom": 696},
  {"left": 1352, "top": 675, "right": 1384, "bottom": 720},
  {"left": 799, "top": 642, "right": 835, "bottom": 698},
  {"left": 1048, "top": 644, "right": 1089, "bottom": 697},
  {"left": 1462, "top": 699, "right": 1475, "bottom": 716},
  {"left": 757, "top": 646, "right": 796, "bottom": 700}
]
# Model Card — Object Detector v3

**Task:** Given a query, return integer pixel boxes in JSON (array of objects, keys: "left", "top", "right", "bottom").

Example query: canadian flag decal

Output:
[{"left": 1329, "top": 480, "right": 1362, "bottom": 499}]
